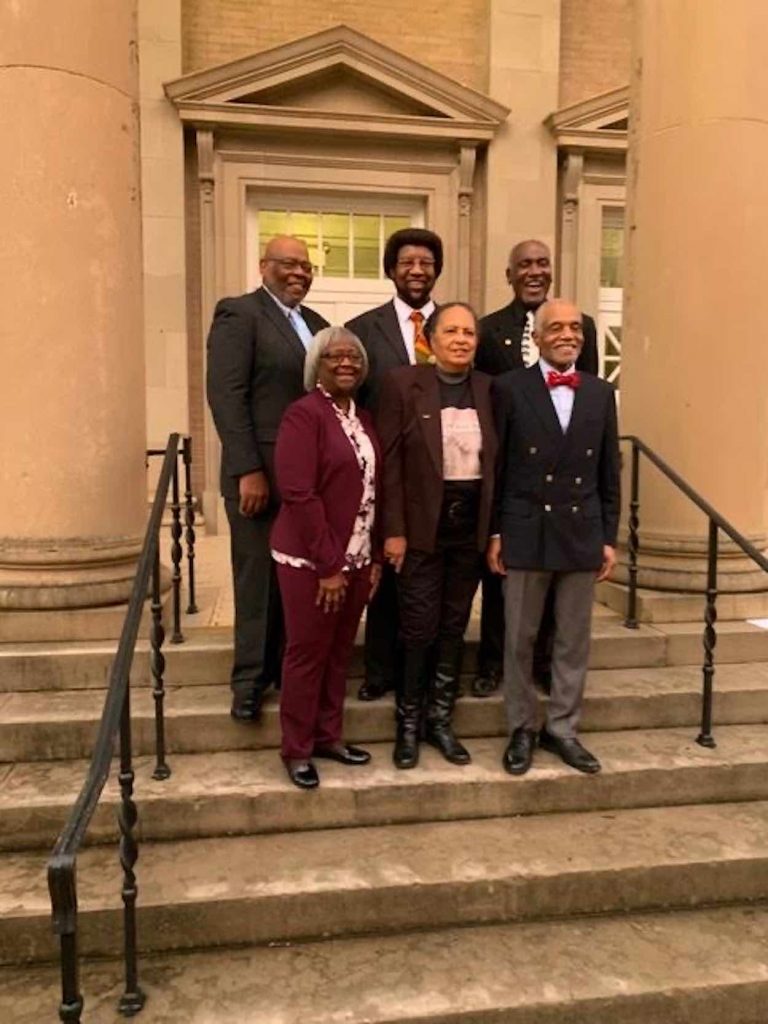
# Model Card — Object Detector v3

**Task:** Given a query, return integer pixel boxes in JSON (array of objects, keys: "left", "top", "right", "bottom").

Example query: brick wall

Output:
[
  {"left": 182, "top": 0, "right": 489, "bottom": 92},
  {"left": 559, "top": 0, "right": 631, "bottom": 107}
]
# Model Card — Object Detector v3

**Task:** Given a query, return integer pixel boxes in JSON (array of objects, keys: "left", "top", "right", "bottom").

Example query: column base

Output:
[
  {"left": 597, "top": 580, "right": 768, "bottom": 625},
  {"left": 0, "top": 535, "right": 143, "bottom": 611}
]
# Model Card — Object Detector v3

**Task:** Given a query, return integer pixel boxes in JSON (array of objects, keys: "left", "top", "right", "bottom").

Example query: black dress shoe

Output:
[
  {"left": 357, "top": 679, "right": 394, "bottom": 701},
  {"left": 539, "top": 730, "right": 601, "bottom": 774},
  {"left": 283, "top": 758, "right": 320, "bottom": 789},
  {"left": 313, "top": 744, "right": 371, "bottom": 766},
  {"left": 502, "top": 728, "right": 537, "bottom": 776},
  {"left": 230, "top": 690, "right": 265, "bottom": 722},
  {"left": 471, "top": 667, "right": 502, "bottom": 699}
]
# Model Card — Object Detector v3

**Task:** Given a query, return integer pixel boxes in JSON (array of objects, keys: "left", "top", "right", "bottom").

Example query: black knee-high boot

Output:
[
  {"left": 393, "top": 645, "right": 429, "bottom": 769},
  {"left": 425, "top": 640, "right": 471, "bottom": 765}
]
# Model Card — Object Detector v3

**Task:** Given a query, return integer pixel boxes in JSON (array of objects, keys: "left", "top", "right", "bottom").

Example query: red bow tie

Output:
[{"left": 546, "top": 370, "right": 580, "bottom": 390}]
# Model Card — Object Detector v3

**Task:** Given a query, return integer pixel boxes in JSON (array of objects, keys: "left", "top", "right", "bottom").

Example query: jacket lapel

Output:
[
  {"left": 255, "top": 288, "right": 308, "bottom": 364},
  {"left": 520, "top": 365, "right": 565, "bottom": 445},
  {"left": 412, "top": 370, "right": 443, "bottom": 477},
  {"left": 377, "top": 301, "right": 410, "bottom": 366}
]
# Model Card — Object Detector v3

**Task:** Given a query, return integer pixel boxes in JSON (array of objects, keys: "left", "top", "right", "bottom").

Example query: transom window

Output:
[{"left": 257, "top": 209, "right": 412, "bottom": 279}]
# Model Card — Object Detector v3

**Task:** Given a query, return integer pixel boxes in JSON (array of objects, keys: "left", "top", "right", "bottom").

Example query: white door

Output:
[
  {"left": 597, "top": 205, "right": 624, "bottom": 390},
  {"left": 245, "top": 193, "right": 425, "bottom": 324}
]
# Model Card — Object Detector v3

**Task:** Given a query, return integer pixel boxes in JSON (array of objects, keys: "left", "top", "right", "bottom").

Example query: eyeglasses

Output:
[
  {"left": 395, "top": 258, "right": 436, "bottom": 269},
  {"left": 263, "top": 257, "right": 315, "bottom": 274},
  {"left": 320, "top": 351, "right": 364, "bottom": 366}
]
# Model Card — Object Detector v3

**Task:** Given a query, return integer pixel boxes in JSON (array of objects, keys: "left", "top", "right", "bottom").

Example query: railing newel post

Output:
[
  {"left": 624, "top": 438, "right": 641, "bottom": 629},
  {"left": 117, "top": 685, "right": 146, "bottom": 1017},
  {"left": 169, "top": 451, "right": 184, "bottom": 643},
  {"left": 182, "top": 435, "right": 199, "bottom": 615},
  {"left": 151, "top": 545, "right": 171, "bottom": 781},
  {"left": 697, "top": 518, "right": 718, "bottom": 748}
]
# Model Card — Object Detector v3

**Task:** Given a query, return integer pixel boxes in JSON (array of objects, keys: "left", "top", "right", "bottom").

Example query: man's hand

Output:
[
  {"left": 487, "top": 536, "right": 506, "bottom": 576},
  {"left": 368, "top": 563, "right": 382, "bottom": 602},
  {"left": 384, "top": 536, "right": 407, "bottom": 573},
  {"left": 596, "top": 545, "right": 616, "bottom": 582},
  {"left": 316, "top": 573, "right": 347, "bottom": 613},
  {"left": 238, "top": 470, "right": 269, "bottom": 517}
]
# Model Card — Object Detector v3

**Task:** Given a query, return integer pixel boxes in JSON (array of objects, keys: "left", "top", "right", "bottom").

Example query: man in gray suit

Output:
[
  {"left": 488, "top": 299, "right": 620, "bottom": 776},
  {"left": 207, "top": 235, "right": 328, "bottom": 720}
]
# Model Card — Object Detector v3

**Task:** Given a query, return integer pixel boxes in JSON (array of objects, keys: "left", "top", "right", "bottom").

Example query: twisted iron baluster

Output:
[
  {"left": 624, "top": 440, "right": 640, "bottom": 629},
  {"left": 117, "top": 687, "right": 145, "bottom": 1017},
  {"left": 697, "top": 519, "right": 718, "bottom": 748},
  {"left": 151, "top": 548, "right": 171, "bottom": 781},
  {"left": 169, "top": 458, "right": 184, "bottom": 644},
  {"left": 182, "top": 436, "right": 198, "bottom": 614}
]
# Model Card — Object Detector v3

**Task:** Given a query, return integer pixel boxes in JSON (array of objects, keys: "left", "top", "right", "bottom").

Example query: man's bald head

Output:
[
  {"left": 506, "top": 239, "right": 552, "bottom": 308},
  {"left": 260, "top": 235, "right": 314, "bottom": 308}
]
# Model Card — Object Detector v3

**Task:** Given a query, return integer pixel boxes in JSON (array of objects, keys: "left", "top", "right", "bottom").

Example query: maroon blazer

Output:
[
  {"left": 270, "top": 389, "right": 382, "bottom": 578},
  {"left": 376, "top": 365, "right": 497, "bottom": 554}
]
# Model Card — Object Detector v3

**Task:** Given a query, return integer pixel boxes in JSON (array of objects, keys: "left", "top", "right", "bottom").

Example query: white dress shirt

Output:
[
  {"left": 539, "top": 357, "right": 576, "bottom": 432},
  {"left": 393, "top": 295, "right": 436, "bottom": 364}
]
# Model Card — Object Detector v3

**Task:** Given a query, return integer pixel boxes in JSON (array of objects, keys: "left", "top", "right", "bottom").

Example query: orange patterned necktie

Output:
[{"left": 409, "top": 310, "right": 432, "bottom": 364}]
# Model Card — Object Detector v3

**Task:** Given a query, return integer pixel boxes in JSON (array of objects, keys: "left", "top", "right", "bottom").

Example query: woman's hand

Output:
[
  {"left": 316, "top": 573, "right": 347, "bottom": 613},
  {"left": 368, "top": 563, "right": 382, "bottom": 602},
  {"left": 384, "top": 536, "right": 407, "bottom": 573}
]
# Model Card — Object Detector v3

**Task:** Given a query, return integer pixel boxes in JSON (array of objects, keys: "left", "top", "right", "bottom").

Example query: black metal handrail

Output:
[
  {"left": 47, "top": 433, "right": 196, "bottom": 1022},
  {"left": 620, "top": 434, "right": 768, "bottom": 749}
]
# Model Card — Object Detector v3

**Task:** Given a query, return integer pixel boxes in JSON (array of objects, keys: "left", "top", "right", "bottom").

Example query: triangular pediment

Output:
[
  {"left": 165, "top": 25, "right": 508, "bottom": 142},
  {"left": 546, "top": 86, "right": 629, "bottom": 151}
]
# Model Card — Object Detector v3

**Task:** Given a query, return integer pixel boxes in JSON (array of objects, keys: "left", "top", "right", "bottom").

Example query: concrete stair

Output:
[{"left": 1, "top": 615, "right": 768, "bottom": 1022}]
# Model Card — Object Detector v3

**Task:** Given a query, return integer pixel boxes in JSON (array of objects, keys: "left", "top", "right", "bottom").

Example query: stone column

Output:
[
  {"left": 0, "top": 1, "right": 147, "bottom": 613},
  {"left": 617, "top": 0, "right": 768, "bottom": 609}
]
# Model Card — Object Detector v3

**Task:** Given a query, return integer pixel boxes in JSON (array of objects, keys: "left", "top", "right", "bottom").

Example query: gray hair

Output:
[
  {"left": 533, "top": 298, "right": 583, "bottom": 337},
  {"left": 303, "top": 325, "right": 369, "bottom": 391}
]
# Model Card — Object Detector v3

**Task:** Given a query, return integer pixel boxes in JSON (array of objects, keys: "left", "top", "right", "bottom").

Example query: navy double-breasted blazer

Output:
[{"left": 492, "top": 366, "right": 620, "bottom": 572}]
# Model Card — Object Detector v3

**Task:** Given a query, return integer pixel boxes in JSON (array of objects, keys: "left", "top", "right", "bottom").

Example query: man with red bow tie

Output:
[{"left": 487, "top": 299, "right": 620, "bottom": 776}]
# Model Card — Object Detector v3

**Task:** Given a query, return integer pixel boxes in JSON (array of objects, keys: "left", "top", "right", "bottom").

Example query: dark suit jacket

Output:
[
  {"left": 476, "top": 298, "right": 599, "bottom": 377},
  {"left": 377, "top": 365, "right": 498, "bottom": 554},
  {"left": 270, "top": 390, "right": 382, "bottom": 579},
  {"left": 346, "top": 300, "right": 410, "bottom": 412},
  {"left": 206, "top": 287, "right": 328, "bottom": 500},
  {"left": 493, "top": 367, "right": 620, "bottom": 572}
]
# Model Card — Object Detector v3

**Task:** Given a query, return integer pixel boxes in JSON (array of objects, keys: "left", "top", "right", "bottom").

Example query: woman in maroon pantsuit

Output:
[{"left": 271, "top": 326, "right": 382, "bottom": 789}]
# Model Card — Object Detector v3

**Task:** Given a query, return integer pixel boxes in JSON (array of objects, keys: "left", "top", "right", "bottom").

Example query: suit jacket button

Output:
[
  {"left": 504, "top": 338, "right": 512, "bottom": 346},
  {"left": 544, "top": 504, "right": 552, "bottom": 512},
  {"left": 572, "top": 505, "right": 579, "bottom": 512},
  {"left": 575, "top": 476, "right": 582, "bottom": 484},
  {"left": 545, "top": 474, "right": 553, "bottom": 483},
  {"left": 586, "top": 448, "right": 594, "bottom": 457},
  {"left": 529, "top": 446, "right": 538, "bottom": 454}
]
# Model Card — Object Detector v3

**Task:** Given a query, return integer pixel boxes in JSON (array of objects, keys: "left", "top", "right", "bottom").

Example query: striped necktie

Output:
[
  {"left": 409, "top": 310, "right": 432, "bottom": 364},
  {"left": 520, "top": 309, "right": 540, "bottom": 367}
]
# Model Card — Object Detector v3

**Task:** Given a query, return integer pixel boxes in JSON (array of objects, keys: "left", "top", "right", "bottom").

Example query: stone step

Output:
[
  {"left": 2, "top": 661, "right": 768, "bottom": 763},
  {"left": 4, "top": 905, "right": 768, "bottom": 1023},
  {"left": 3, "top": 799, "right": 768, "bottom": 965},
  {"left": 2, "top": 724, "right": 767, "bottom": 852}
]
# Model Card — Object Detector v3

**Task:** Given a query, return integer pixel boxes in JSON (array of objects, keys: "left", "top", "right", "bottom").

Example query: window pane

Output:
[
  {"left": 258, "top": 210, "right": 290, "bottom": 258},
  {"left": 383, "top": 215, "right": 411, "bottom": 238},
  {"left": 600, "top": 207, "right": 625, "bottom": 288},
  {"left": 321, "top": 213, "right": 350, "bottom": 278},
  {"left": 353, "top": 214, "right": 380, "bottom": 279},
  {"left": 288, "top": 212, "right": 321, "bottom": 272}
]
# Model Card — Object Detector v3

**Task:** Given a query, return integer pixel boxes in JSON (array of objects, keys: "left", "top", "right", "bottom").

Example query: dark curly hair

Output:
[{"left": 382, "top": 228, "right": 444, "bottom": 279}]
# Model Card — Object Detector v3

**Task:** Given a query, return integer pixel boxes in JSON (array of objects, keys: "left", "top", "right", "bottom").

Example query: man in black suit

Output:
[
  {"left": 488, "top": 298, "right": 620, "bottom": 776},
  {"left": 346, "top": 228, "right": 444, "bottom": 702},
  {"left": 207, "top": 235, "right": 329, "bottom": 720},
  {"left": 473, "top": 240, "right": 599, "bottom": 697}
]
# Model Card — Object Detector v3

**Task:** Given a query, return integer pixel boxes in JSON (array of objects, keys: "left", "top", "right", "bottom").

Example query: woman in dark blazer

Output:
[
  {"left": 377, "top": 302, "right": 497, "bottom": 769},
  {"left": 271, "top": 326, "right": 382, "bottom": 789}
]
